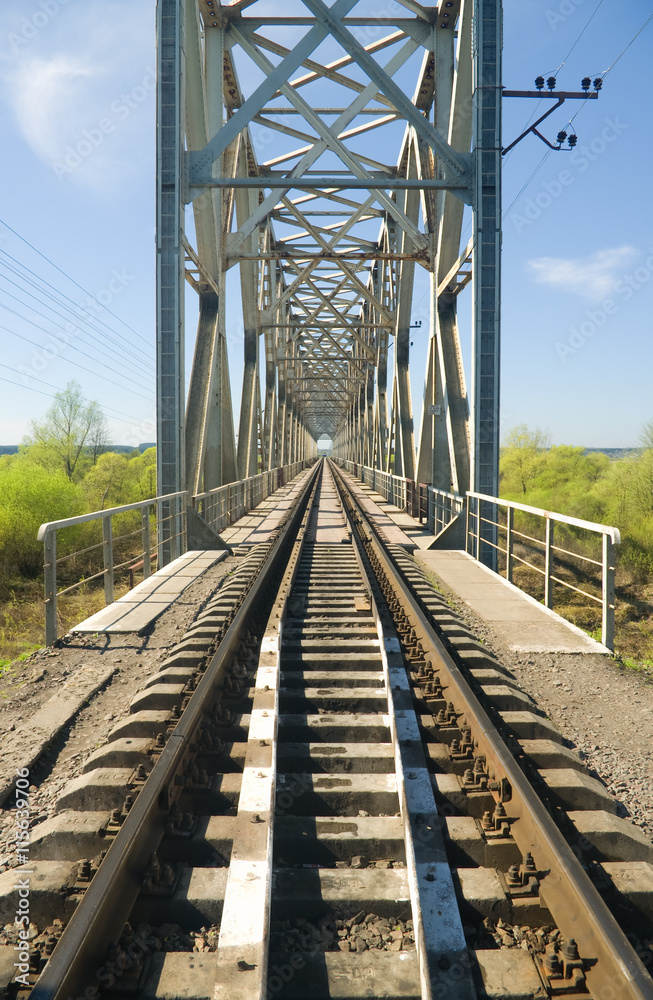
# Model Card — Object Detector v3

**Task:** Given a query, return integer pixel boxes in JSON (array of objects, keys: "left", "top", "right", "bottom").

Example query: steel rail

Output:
[
  {"left": 31, "top": 463, "right": 321, "bottom": 1000},
  {"left": 341, "top": 474, "right": 477, "bottom": 1000},
  {"left": 330, "top": 461, "right": 653, "bottom": 1000},
  {"left": 212, "top": 463, "right": 320, "bottom": 1000}
]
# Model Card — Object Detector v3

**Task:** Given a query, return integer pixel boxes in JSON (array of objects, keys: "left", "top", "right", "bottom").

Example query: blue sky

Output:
[{"left": 0, "top": 0, "right": 650, "bottom": 450}]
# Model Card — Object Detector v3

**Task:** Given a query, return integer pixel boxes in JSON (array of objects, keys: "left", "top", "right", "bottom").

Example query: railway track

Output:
[{"left": 1, "top": 459, "right": 652, "bottom": 1000}]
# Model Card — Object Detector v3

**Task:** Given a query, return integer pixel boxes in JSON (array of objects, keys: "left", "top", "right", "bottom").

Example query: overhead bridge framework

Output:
[{"left": 156, "top": 0, "right": 501, "bottom": 546}]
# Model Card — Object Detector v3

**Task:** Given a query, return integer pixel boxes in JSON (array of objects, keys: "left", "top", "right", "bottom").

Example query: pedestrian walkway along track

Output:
[{"left": 3, "top": 459, "right": 652, "bottom": 1000}]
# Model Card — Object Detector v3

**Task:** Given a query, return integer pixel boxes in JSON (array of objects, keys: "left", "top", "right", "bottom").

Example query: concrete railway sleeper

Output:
[
  {"left": 0, "top": 459, "right": 651, "bottom": 999},
  {"left": 331, "top": 461, "right": 653, "bottom": 999}
]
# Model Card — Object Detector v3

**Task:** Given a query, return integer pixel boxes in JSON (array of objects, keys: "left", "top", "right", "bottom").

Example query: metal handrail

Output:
[
  {"left": 38, "top": 492, "right": 189, "bottom": 647},
  {"left": 465, "top": 490, "right": 620, "bottom": 650},
  {"left": 37, "top": 463, "right": 313, "bottom": 647},
  {"left": 36, "top": 491, "right": 188, "bottom": 538},
  {"left": 467, "top": 490, "right": 621, "bottom": 543},
  {"left": 192, "top": 461, "right": 309, "bottom": 533},
  {"left": 337, "top": 461, "right": 466, "bottom": 538},
  {"left": 428, "top": 486, "right": 465, "bottom": 537}
]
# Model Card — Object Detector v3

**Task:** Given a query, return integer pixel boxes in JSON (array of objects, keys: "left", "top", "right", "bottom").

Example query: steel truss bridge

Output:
[{"left": 156, "top": 0, "right": 501, "bottom": 555}]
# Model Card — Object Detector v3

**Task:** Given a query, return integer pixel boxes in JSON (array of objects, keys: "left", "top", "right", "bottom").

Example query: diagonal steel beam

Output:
[{"left": 300, "top": 0, "right": 470, "bottom": 184}]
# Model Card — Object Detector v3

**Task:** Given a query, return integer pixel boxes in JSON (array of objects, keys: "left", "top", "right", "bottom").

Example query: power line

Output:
[
  {"left": 553, "top": 0, "right": 607, "bottom": 75},
  {"left": 0, "top": 300, "right": 153, "bottom": 395},
  {"left": 503, "top": 8, "right": 649, "bottom": 216},
  {"left": 599, "top": 11, "right": 653, "bottom": 79},
  {"left": 0, "top": 276, "right": 153, "bottom": 382},
  {"left": 503, "top": 149, "right": 552, "bottom": 219},
  {"left": 0, "top": 256, "right": 153, "bottom": 373},
  {"left": 0, "top": 248, "right": 154, "bottom": 365},
  {"left": 0, "top": 364, "right": 151, "bottom": 427},
  {"left": 0, "top": 216, "right": 152, "bottom": 348},
  {"left": 0, "top": 320, "right": 153, "bottom": 401}
]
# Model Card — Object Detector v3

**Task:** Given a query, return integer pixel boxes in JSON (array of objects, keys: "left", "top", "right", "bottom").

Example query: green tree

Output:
[
  {"left": 640, "top": 420, "right": 653, "bottom": 451},
  {"left": 128, "top": 447, "right": 157, "bottom": 499},
  {"left": 25, "top": 381, "right": 109, "bottom": 481},
  {"left": 500, "top": 425, "right": 551, "bottom": 495},
  {"left": 83, "top": 453, "right": 135, "bottom": 510}
]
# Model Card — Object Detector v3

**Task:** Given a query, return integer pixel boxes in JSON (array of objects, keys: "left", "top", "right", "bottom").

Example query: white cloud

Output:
[
  {"left": 5, "top": 55, "right": 94, "bottom": 163},
  {"left": 0, "top": 1, "right": 155, "bottom": 190},
  {"left": 526, "top": 246, "right": 638, "bottom": 301}
]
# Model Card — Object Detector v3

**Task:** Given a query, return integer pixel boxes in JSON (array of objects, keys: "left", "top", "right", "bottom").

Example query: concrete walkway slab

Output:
[
  {"left": 72, "top": 550, "right": 227, "bottom": 635},
  {"left": 353, "top": 487, "right": 436, "bottom": 550},
  {"left": 220, "top": 468, "right": 314, "bottom": 547},
  {"left": 415, "top": 550, "right": 609, "bottom": 655},
  {"left": 336, "top": 471, "right": 426, "bottom": 551}
]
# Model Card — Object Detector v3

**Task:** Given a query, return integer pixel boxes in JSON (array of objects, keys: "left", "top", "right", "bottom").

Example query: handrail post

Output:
[
  {"left": 181, "top": 493, "right": 188, "bottom": 554},
  {"left": 156, "top": 499, "right": 164, "bottom": 570},
  {"left": 602, "top": 533, "right": 615, "bottom": 651},
  {"left": 475, "top": 498, "right": 481, "bottom": 561},
  {"left": 44, "top": 528, "right": 57, "bottom": 647},
  {"left": 102, "top": 514, "right": 114, "bottom": 605},
  {"left": 142, "top": 506, "right": 152, "bottom": 580},
  {"left": 465, "top": 496, "right": 470, "bottom": 554},
  {"left": 506, "top": 506, "right": 513, "bottom": 583},
  {"left": 544, "top": 517, "right": 553, "bottom": 609}
]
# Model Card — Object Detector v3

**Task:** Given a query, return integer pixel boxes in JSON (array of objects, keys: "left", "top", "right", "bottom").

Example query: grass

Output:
[
  {"left": 618, "top": 655, "right": 653, "bottom": 674},
  {"left": 0, "top": 576, "right": 133, "bottom": 672},
  {"left": 495, "top": 553, "right": 653, "bottom": 671}
]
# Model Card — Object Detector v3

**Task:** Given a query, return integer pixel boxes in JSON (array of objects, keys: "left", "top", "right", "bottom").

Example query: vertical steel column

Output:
[
  {"left": 472, "top": 0, "right": 502, "bottom": 568},
  {"left": 156, "top": 0, "right": 185, "bottom": 562}
]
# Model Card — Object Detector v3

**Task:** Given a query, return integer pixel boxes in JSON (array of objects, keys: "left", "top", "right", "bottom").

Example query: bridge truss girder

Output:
[{"left": 156, "top": 0, "right": 501, "bottom": 537}]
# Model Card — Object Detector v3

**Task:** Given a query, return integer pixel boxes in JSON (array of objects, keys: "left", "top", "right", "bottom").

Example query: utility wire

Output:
[
  {"left": 503, "top": 149, "right": 552, "bottom": 219},
  {"left": 504, "top": 0, "right": 606, "bottom": 170},
  {"left": 0, "top": 363, "right": 150, "bottom": 426},
  {"left": 552, "top": 0, "right": 607, "bottom": 75},
  {"left": 0, "top": 255, "right": 153, "bottom": 371},
  {"left": 503, "top": 9, "right": 650, "bottom": 216},
  {"left": 0, "top": 248, "right": 154, "bottom": 364},
  {"left": 0, "top": 216, "right": 152, "bottom": 348},
  {"left": 0, "top": 321, "right": 152, "bottom": 401},
  {"left": 0, "top": 276, "right": 153, "bottom": 381},
  {"left": 0, "top": 300, "right": 152, "bottom": 395},
  {"left": 598, "top": 11, "right": 653, "bottom": 78}
]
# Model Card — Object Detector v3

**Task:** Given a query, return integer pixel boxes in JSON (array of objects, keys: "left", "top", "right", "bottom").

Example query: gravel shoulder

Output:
[
  {"left": 0, "top": 555, "right": 241, "bottom": 872},
  {"left": 424, "top": 568, "right": 653, "bottom": 840}
]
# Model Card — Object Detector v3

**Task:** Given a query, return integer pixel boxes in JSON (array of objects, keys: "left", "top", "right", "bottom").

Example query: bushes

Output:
[
  {"left": 0, "top": 461, "right": 85, "bottom": 581},
  {"left": 0, "top": 445, "right": 157, "bottom": 592},
  {"left": 500, "top": 426, "right": 653, "bottom": 583}
]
